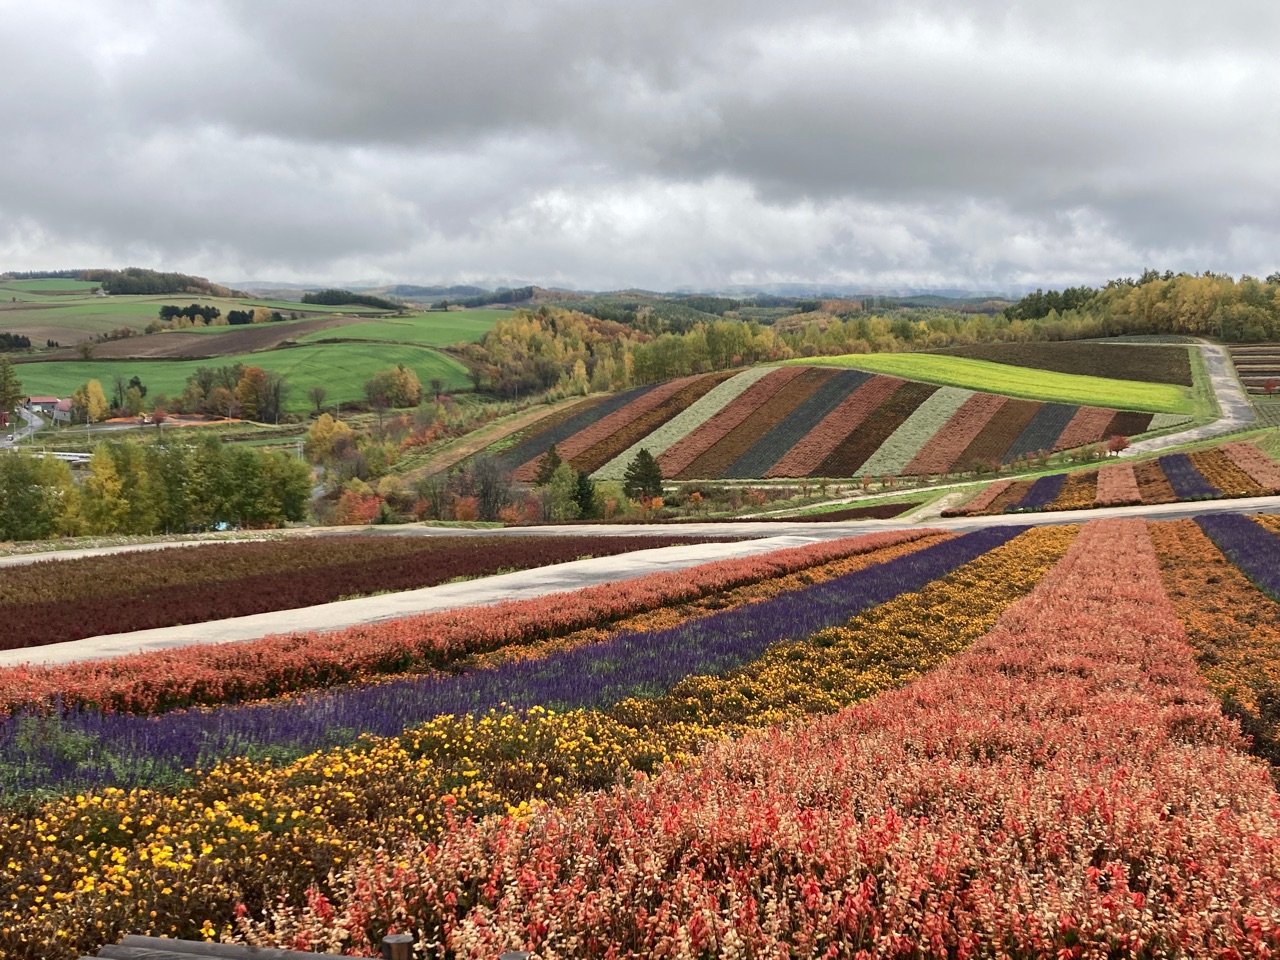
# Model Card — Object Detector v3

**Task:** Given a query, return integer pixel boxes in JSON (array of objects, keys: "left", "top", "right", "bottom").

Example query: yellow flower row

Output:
[{"left": 0, "top": 527, "right": 1076, "bottom": 959}]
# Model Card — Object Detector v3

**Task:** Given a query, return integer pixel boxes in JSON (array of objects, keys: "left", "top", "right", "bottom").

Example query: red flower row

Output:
[
  {"left": 263, "top": 518, "right": 1280, "bottom": 958},
  {"left": 903, "top": 391, "right": 1005, "bottom": 476},
  {"left": 1054, "top": 404, "right": 1117, "bottom": 452},
  {"left": 1094, "top": 461, "right": 1141, "bottom": 506},
  {"left": 0, "top": 529, "right": 937, "bottom": 716},
  {"left": 1222, "top": 442, "right": 1280, "bottom": 492},
  {"left": 659, "top": 368, "right": 804, "bottom": 477}
]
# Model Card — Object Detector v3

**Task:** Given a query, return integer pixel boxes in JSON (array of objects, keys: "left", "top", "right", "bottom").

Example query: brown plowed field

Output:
[{"left": 34, "top": 316, "right": 364, "bottom": 360}]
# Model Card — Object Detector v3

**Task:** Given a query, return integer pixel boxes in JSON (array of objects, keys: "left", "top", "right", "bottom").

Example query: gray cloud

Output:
[{"left": 2, "top": 0, "right": 1279, "bottom": 290}]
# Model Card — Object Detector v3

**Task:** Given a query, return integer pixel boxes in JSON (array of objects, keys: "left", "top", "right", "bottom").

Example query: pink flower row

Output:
[
  {"left": 764, "top": 375, "right": 904, "bottom": 477},
  {"left": 902, "top": 391, "right": 1005, "bottom": 476},
  {"left": 511, "top": 376, "right": 701, "bottom": 481},
  {"left": 1094, "top": 461, "right": 1141, "bottom": 506},
  {"left": 1055, "top": 404, "right": 1118, "bottom": 451},
  {"left": 251, "top": 519, "right": 1280, "bottom": 959},
  {"left": 1222, "top": 441, "right": 1280, "bottom": 492},
  {"left": 0, "top": 529, "right": 936, "bottom": 716},
  {"left": 659, "top": 367, "right": 804, "bottom": 477},
  {"left": 955, "top": 477, "right": 1014, "bottom": 514}
]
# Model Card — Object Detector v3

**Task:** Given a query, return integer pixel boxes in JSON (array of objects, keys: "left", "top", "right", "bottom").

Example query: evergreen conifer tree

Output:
[
  {"left": 622, "top": 448, "right": 663, "bottom": 500},
  {"left": 535, "top": 445, "right": 562, "bottom": 486},
  {"left": 573, "top": 469, "right": 596, "bottom": 518}
]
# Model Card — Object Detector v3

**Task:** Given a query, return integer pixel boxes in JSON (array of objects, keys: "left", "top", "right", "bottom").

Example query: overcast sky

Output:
[{"left": 1, "top": 0, "right": 1278, "bottom": 293}]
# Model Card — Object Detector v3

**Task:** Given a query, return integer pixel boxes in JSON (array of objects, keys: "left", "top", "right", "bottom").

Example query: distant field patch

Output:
[
  {"left": 0, "top": 294, "right": 385, "bottom": 342},
  {"left": 15, "top": 342, "right": 471, "bottom": 412},
  {"left": 932, "top": 341, "right": 1195, "bottom": 386},
  {"left": 296, "top": 310, "right": 505, "bottom": 346},
  {"left": 784, "top": 353, "right": 1194, "bottom": 414},
  {"left": 0, "top": 278, "right": 101, "bottom": 295}
]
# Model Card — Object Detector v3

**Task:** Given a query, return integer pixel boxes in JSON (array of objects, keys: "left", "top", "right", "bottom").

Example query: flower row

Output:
[
  {"left": 495, "top": 363, "right": 1154, "bottom": 480},
  {"left": 0, "top": 534, "right": 725, "bottom": 652},
  {"left": 239, "top": 518, "right": 1280, "bottom": 958},
  {"left": 2, "top": 529, "right": 1000, "bottom": 796},
  {"left": 0, "top": 526, "right": 1074, "bottom": 957},
  {"left": 0, "top": 530, "right": 937, "bottom": 717},
  {"left": 950, "top": 442, "right": 1280, "bottom": 516},
  {"left": 1149, "top": 516, "right": 1280, "bottom": 766}
]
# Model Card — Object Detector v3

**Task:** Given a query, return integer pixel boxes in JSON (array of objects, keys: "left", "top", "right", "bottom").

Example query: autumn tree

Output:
[
  {"left": 71, "top": 379, "right": 109, "bottom": 423},
  {"left": 308, "top": 386, "right": 328, "bottom": 414},
  {"left": 0, "top": 355, "right": 23, "bottom": 424},
  {"left": 365, "top": 364, "right": 422, "bottom": 408},
  {"left": 305, "top": 413, "right": 354, "bottom": 464},
  {"left": 234, "top": 366, "right": 269, "bottom": 421},
  {"left": 80, "top": 446, "right": 128, "bottom": 533}
]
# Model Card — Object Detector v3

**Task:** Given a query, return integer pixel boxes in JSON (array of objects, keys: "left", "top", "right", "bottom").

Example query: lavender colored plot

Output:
[
  {"left": 723, "top": 370, "right": 871, "bottom": 478},
  {"left": 0, "top": 526, "right": 1027, "bottom": 795},
  {"left": 1160, "top": 453, "right": 1220, "bottom": 500},
  {"left": 1005, "top": 472, "right": 1067, "bottom": 513},
  {"left": 1004, "top": 403, "right": 1079, "bottom": 462},
  {"left": 1196, "top": 514, "right": 1280, "bottom": 601},
  {"left": 496, "top": 384, "right": 655, "bottom": 471}
]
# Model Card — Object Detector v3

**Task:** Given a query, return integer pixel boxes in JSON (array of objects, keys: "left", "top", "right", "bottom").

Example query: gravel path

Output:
[
  {"left": 1124, "top": 341, "right": 1255, "bottom": 455},
  {"left": 0, "top": 535, "right": 820, "bottom": 667},
  {"left": 3, "top": 494, "right": 1279, "bottom": 668}
]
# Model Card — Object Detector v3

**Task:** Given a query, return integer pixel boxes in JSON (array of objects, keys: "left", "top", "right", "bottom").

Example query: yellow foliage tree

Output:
[
  {"left": 71, "top": 379, "right": 109, "bottom": 423},
  {"left": 305, "top": 413, "right": 354, "bottom": 463}
]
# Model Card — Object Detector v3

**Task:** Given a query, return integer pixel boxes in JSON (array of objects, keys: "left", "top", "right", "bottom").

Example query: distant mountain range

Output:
[{"left": 227, "top": 279, "right": 1021, "bottom": 303}]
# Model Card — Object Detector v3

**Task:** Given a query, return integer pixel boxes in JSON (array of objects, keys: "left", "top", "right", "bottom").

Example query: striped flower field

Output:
[
  {"left": 6, "top": 516, "right": 1280, "bottom": 957},
  {"left": 948, "top": 440, "right": 1280, "bottom": 516},
  {"left": 486, "top": 366, "right": 1170, "bottom": 481}
]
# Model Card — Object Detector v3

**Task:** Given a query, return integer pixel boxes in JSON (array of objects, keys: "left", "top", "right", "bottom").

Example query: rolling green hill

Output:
[
  {"left": 15, "top": 343, "right": 471, "bottom": 413},
  {"left": 295, "top": 310, "right": 506, "bottom": 346}
]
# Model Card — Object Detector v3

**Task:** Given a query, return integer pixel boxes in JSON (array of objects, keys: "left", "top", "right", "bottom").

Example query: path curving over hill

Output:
[{"left": 1123, "top": 341, "right": 1255, "bottom": 455}]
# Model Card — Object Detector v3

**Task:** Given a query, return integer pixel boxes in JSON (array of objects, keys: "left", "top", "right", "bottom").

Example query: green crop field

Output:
[
  {"left": 0, "top": 278, "right": 102, "bottom": 296},
  {"left": 0, "top": 294, "right": 387, "bottom": 341},
  {"left": 14, "top": 342, "right": 471, "bottom": 413},
  {"left": 295, "top": 310, "right": 506, "bottom": 346},
  {"left": 784, "top": 353, "right": 1197, "bottom": 414}
]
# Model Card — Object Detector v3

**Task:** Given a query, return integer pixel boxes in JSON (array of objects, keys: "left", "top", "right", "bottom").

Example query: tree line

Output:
[
  {"left": 80, "top": 268, "right": 247, "bottom": 297},
  {"left": 0, "top": 437, "right": 311, "bottom": 542},
  {"left": 0, "top": 333, "right": 30, "bottom": 352},
  {"left": 434, "top": 286, "right": 534, "bottom": 309},
  {"left": 301, "top": 289, "right": 401, "bottom": 310},
  {"left": 1002, "top": 270, "right": 1280, "bottom": 340}
]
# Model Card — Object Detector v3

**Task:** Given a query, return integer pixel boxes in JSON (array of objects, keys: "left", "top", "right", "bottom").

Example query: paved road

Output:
[
  {"left": 0, "top": 536, "right": 827, "bottom": 667},
  {"left": 0, "top": 406, "right": 42, "bottom": 448},
  {"left": 1124, "top": 341, "right": 1255, "bottom": 456},
  {"left": 3, "top": 495, "right": 1279, "bottom": 668}
]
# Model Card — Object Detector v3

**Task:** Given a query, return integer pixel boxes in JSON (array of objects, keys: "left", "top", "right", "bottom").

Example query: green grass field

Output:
[
  {"left": 14, "top": 343, "right": 471, "bottom": 413},
  {"left": 295, "top": 310, "right": 505, "bottom": 346},
  {"left": 0, "top": 278, "right": 102, "bottom": 296},
  {"left": 784, "top": 353, "right": 1197, "bottom": 414},
  {"left": 0, "top": 294, "right": 387, "bottom": 340}
]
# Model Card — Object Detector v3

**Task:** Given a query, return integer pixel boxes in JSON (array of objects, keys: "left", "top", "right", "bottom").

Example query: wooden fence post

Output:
[{"left": 380, "top": 933, "right": 414, "bottom": 960}]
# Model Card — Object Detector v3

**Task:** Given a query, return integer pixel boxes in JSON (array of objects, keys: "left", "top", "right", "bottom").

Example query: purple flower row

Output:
[
  {"left": 0, "top": 526, "right": 1027, "bottom": 796},
  {"left": 1006, "top": 473, "right": 1067, "bottom": 513},
  {"left": 1160, "top": 453, "right": 1220, "bottom": 500},
  {"left": 1196, "top": 514, "right": 1280, "bottom": 600}
]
